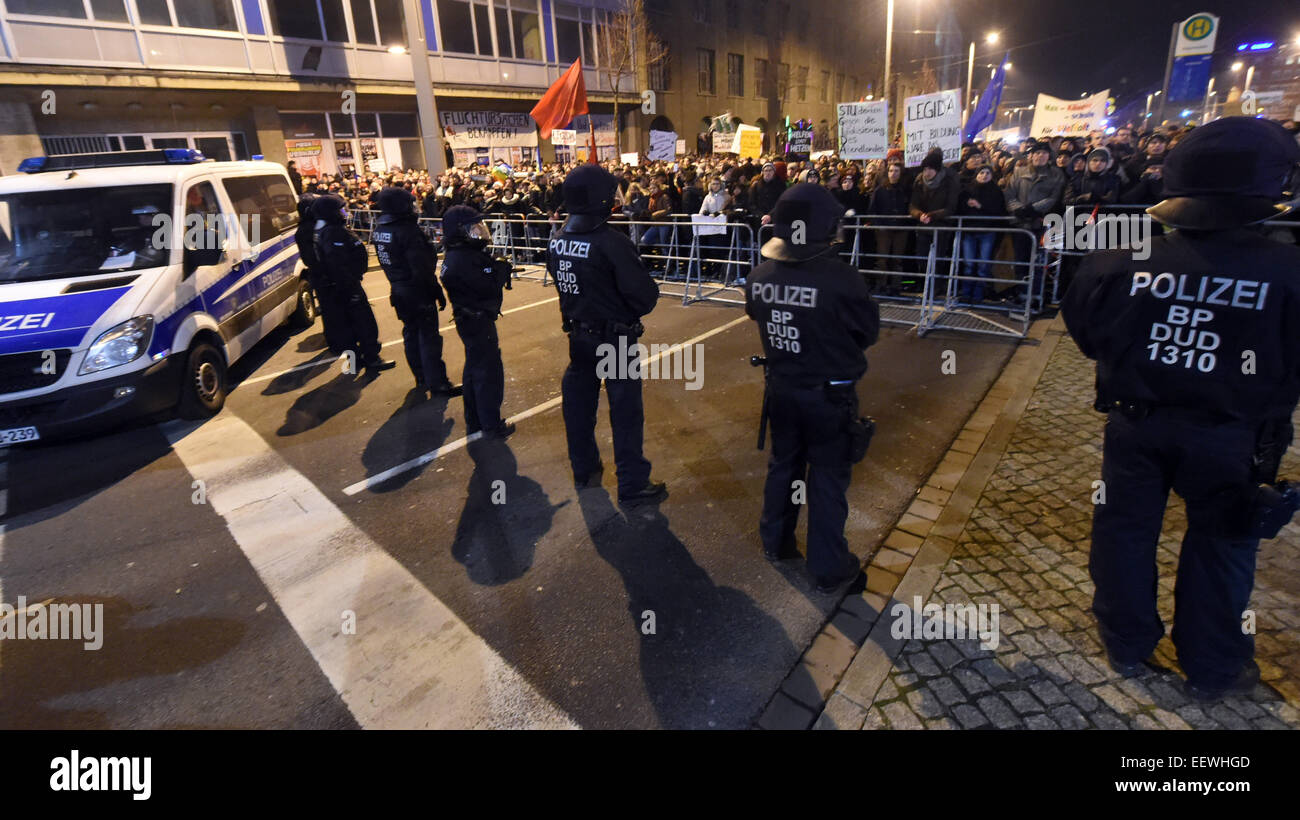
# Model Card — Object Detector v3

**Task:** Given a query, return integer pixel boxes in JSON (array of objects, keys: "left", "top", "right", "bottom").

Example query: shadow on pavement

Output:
[
  {"left": 576, "top": 489, "right": 798, "bottom": 728},
  {"left": 450, "top": 437, "right": 566, "bottom": 585},
  {"left": 260, "top": 351, "right": 338, "bottom": 396},
  {"left": 275, "top": 370, "right": 377, "bottom": 437},
  {"left": 360, "top": 388, "right": 455, "bottom": 492}
]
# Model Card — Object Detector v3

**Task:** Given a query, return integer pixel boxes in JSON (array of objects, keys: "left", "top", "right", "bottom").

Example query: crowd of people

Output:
[{"left": 286, "top": 116, "right": 1300, "bottom": 305}]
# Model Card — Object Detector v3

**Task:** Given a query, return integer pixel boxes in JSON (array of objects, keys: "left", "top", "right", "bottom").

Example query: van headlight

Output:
[{"left": 79, "top": 316, "right": 154, "bottom": 375}]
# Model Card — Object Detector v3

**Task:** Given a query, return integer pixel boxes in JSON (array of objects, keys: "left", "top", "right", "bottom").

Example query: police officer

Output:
[
  {"left": 440, "top": 204, "right": 514, "bottom": 437},
  {"left": 371, "top": 186, "right": 460, "bottom": 396},
  {"left": 746, "top": 183, "right": 880, "bottom": 593},
  {"left": 310, "top": 194, "right": 395, "bottom": 372},
  {"left": 295, "top": 193, "right": 345, "bottom": 354},
  {"left": 548, "top": 164, "right": 666, "bottom": 504},
  {"left": 1062, "top": 117, "right": 1300, "bottom": 701}
]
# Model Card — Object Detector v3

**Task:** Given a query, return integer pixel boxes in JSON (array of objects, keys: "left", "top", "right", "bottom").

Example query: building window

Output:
[
  {"left": 266, "top": 0, "right": 344, "bottom": 40},
  {"left": 819, "top": 69, "right": 830, "bottom": 103},
  {"left": 350, "top": 0, "right": 377, "bottom": 43},
  {"left": 725, "top": 0, "right": 739, "bottom": 27},
  {"left": 555, "top": 2, "right": 583, "bottom": 64},
  {"left": 754, "top": 58, "right": 768, "bottom": 98},
  {"left": 437, "top": 0, "right": 475, "bottom": 53},
  {"left": 777, "top": 62, "right": 789, "bottom": 99},
  {"left": 796, "top": 65, "right": 807, "bottom": 102},
  {"left": 173, "top": 0, "right": 239, "bottom": 30},
  {"left": 692, "top": 0, "right": 712, "bottom": 23},
  {"left": 649, "top": 48, "right": 670, "bottom": 90},
  {"left": 510, "top": 0, "right": 543, "bottom": 61},
  {"left": 727, "top": 53, "right": 744, "bottom": 97},
  {"left": 697, "top": 48, "right": 715, "bottom": 95},
  {"left": 6, "top": 0, "right": 81, "bottom": 17},
  {"left": 835, "top": 72, "right": 845, "bottom": 102}
]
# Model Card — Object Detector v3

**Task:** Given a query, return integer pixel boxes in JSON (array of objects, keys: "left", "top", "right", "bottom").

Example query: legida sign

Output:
[{"left": 903, "top": 89, "right": 961, "bottom": 167}]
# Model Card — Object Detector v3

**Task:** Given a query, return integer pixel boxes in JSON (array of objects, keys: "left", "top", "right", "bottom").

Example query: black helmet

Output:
[
  {"left": 376, "top": 185, "right": 416, "bottom": 215},
  {"left": 761, "top": 182, "right": 845, "bottom": 262},
  {"left": 296, "top": 193, "right": 317, "bottom": 219},
  {"left": 310, "top": 193, "right": 347, "bottom": 223},
  {"left": 441, "top": 204, "right": 485, "bottom": 248},
  {"left": 1148, "top": 116, "right": 1300, "bottom": 230},
  {"left": 562, "top": 164, "right": 618, "bottom": 216}
]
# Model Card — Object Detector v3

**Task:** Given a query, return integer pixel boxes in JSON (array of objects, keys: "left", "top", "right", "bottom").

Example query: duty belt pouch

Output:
[
  {"left": 1244, "top": 480, "right": 1300, "bottom": 540},
  {"left": 825, "top": 381, "right": 875, "bottom": 464}
]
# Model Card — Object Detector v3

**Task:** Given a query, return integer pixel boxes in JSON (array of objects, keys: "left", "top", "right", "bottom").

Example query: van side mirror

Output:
[{"left": 183, "top": 243, "right": 223, "bottom": 274}]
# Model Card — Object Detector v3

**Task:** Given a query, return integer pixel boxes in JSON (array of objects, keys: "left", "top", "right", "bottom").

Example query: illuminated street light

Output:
[
  {"left": 1231, "top": 61, "right": 1244, "bottom": 71},
  {"left": 986, "top": 31, "right": 1000, "bottom": 45},
  {"left": 387, "top": 45, "right": 407, "bottom": 55}
]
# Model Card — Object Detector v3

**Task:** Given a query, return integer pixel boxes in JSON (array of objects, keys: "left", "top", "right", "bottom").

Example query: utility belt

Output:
[
  {"left": 751, "top": 357, "right": 875, "bottom": 464},
  {"left": 562, "top": 317, "right": 645, "bottom": 339},
  {"left": 453, "top": 306, "right": 495, "bottom": 322},
  {"left": 1101, "top": 396, "right": 1299, "bottom": 539}
]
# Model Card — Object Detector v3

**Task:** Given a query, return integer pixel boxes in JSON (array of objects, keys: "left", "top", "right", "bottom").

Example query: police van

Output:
[{"left": 0, "top": 149, "right": 315, "bottom": 444}]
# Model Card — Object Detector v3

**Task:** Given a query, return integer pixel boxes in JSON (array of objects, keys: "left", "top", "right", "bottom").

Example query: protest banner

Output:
[
  {"left": 836, "top": 100, "right": 889, "bottom": 160},
  {"left": 903, "top": 89, "right": 962, "bottom": 167},
  {"left": 1028, "top": 90, "right": 1110, "bottom": 138},
  {"left": 648, "top": 129, "right": 677, "bottom": 161}
]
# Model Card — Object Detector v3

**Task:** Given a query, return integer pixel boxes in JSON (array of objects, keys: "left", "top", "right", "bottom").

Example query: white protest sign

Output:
[
  {"left": 675, "top": 138, "right": 686, "bottom": 155},
  {"left": 691, "top": 214, "right": 727, "bottom": 236},
  {"left": 620, "top": 152, "right": 640, "bottom": 166},
  {"left": 648, "top": 129, "right": 677, "bottom": 161},
  {"left": 712, "top": 131, "right": 734, "bottom": 154},
  {"left": 903, "top": 89, "right": 962, "bottom": 167},
  {"left": 551, "top": 129, "right": 577, "bottom": 145},
  {"left": 1028, "top": 90, "right": 1110, "bottom": 138},
  {"left": 837, "top": 100, "right": 889, "bottom": 160}
]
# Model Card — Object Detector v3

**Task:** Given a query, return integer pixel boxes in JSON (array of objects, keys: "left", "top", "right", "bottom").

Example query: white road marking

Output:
[
  {"left": 343, "top": 314, "right": 751, "bottom": 496},
  {"left": 163, "top": 414, "right": 577, "bottom": 729},
  {"left": 243, "top": 296, "right": 560, "bottom": 387}
]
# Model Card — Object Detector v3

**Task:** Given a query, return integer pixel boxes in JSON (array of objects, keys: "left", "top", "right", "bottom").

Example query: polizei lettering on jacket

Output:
[
  {"left": 549, "top": 238, "right": 591, "bottom": 259},
  {"left": 749, "top": 282, "right": 818, "bottom": 308},
  {"left": 1130, "top": 271, "right": 1269, "bottom": 376},
  {"left": 0, "top": 313, "right": 57, "bottom": 331}
]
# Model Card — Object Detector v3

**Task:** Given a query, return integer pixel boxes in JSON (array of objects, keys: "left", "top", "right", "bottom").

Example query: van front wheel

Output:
[
  {"left": 177, "top": 341, "right": 227, "bottom": 419},
  {"left": 289, "top": 281, "right": 317, "bottom": 329}
]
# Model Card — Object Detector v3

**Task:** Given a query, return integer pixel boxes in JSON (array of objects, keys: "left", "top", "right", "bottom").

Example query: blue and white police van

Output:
[{"left": 0, "top": 149, "right": 315, "bottom": 444}]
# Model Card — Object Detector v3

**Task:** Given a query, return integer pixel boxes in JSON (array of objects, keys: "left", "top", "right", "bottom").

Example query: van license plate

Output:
[{"left": 0, "top": 426, "right": 39, "bottom": 446}]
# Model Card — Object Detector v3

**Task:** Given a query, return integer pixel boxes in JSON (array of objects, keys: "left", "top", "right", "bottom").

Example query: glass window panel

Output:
[
  {"left": 556, "top": 18, "right": 580, "bottom": 64},
  {"left": 374, "top": 0, "right": 404, "bottom": 46},
  {"left": 378, "top": 112, "right": 417, "bottom": 138},
  {"left": 136, "top": 0, "right": 173, "bottom": 25},
  {"left": 6, "top": 0, "right": 86, "bottom": 17},
  {"left": 321, "top": 0, "right": 348, "bottom": 41},
  {"left": 90, "top": 0, "right": 130, "bottom": 22},
  {"left": 355, "top": 113, "right": 379, "bottom": 137},
  {"left": 512, "top": 10, "right": 540, "bottom": 60},
  {"left": 473, "top": 3, "right": 492, "bottom": 55},
  {"left": 437, "top": 0, "right": 475, "bottom": 54},
  {"left": 494, "top": 6, "right": 511, "bottom": 58},
  {"left": 266, "top": 0, "right": 323, "bottom": 39},
  {"left": 350, "top": 0, "right": 377, "bottom": 43},
  {"left": 329, "top": 112, "right": 356, "bottom": 138},
  {"left": 174, "top": 0, "right": 238, "bottom": 30},
  {"left": 281, "top": 112, "right": 329, "bottom": 138}
]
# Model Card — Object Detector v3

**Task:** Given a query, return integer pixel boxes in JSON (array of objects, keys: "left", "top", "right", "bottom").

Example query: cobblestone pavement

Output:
[{"left": 822, "top": 333, "right": 1300, "bottom": 730}]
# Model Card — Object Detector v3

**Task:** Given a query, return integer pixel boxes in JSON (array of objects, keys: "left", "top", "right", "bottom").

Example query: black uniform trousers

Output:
[
  {"left": 760, "top": 380, "right": 857, "bottom": 583},
  {"left": 390, "top": 283, "right": 450, "bottom": 387},
  {"left": 315, "top": 278, "right": 381, "bottom": 362},
  {"left": 561, "top": 326, "right": 651, "bottom": 495},
  {"left": 1091, "top": 408, "right": 1260, "bottom": 690},
  {"left": 455, "top": 311, "right": 505, "bottom": 434}
]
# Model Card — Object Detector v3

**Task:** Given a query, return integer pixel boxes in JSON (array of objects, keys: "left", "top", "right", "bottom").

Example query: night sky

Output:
[{"left": 947, "top": 0, "right": 1298, "bottom": 107}]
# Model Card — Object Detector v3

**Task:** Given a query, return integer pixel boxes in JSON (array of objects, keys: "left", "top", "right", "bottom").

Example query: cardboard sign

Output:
[
  {"left": 620, "top": 152, "right": 640, "bottom": 166},
  {"left": 837, "top": 100, "right": 889, "bottom": 160},
  {"left": 692, "top": 214, "right": 728, "bottom": 236},
  {"left": 551, "top": 129, "right": 577, "bottom": 145},
  {"left": 734, "top": 125, "right": 763, "bottom": 159},
  {"left": 786, "top": 130, "right": 813, "bottom": 156},
  {"left": 712, "top": 131, "right": 733, "bottom": 154},
  {"left": 676, "top": 138, "right": 686, "bottom": 155},
  {"left": 648, "top": 129, "right": 677, "bottom": 161},
  {"left": 903, "top": 89, "right": 962, "bottom": 167},
  {"left": 1028, "top": 90, "right": 1110, "bottom": 138}
]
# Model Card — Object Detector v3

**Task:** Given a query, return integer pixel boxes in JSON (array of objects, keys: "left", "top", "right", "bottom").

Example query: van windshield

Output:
[{"left": 0, "top": 184, "right": 174, "bottom": 284}]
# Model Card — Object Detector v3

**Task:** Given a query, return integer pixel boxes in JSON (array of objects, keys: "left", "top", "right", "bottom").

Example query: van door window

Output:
[
  {"left": 183, "top": 181, "right": 226, "bottom": 257},
  {"left": 220, "top": 175, "right": 299, "bottom": 244}
]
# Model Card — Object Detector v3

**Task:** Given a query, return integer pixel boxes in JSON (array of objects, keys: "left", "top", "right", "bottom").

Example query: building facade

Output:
[{"left": 0, "top": 0, "right": 954, "bottom": 176}]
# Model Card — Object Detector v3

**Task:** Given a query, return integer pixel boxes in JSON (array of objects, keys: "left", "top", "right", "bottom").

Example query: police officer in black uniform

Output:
[
  {"left": 371, "top": 186, "right": 460, "bottom": 396},
  {"left": 440, "top": 204, "right": 514, "bottom": 437},
  {"left": 548, "top": 164, "right": 666, "bottom": 504},
  {"left": 746, "top": 183, "right": 880, "bottom": 593},
  {"left": 310, "top": 194, "right": 395, "bottom": 372},
  {"left": 294, "top": 193, "right": 347, "bottom": 354},
  {"left": 1062, "top": 117, "right": 1300, "bottom": 701}
]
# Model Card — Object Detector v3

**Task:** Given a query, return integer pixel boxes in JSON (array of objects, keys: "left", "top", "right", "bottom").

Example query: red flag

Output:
[{"left": 531, "top": 59, "right": 588, "bottom": 140}]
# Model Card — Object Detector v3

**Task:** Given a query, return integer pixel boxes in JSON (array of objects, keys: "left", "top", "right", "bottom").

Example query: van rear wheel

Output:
[{"left": 177, "top": 341, "right": 227, "bottom": 419}]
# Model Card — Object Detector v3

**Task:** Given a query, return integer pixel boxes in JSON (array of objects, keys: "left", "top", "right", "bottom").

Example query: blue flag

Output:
[{"left": 965, "top": 53, "right": 1009, "bottom": 141}]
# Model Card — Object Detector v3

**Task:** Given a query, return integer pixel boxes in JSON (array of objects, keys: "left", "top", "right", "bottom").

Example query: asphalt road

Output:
[{"left": 0, "top": 264, "right": 1018, "bottom": 729}]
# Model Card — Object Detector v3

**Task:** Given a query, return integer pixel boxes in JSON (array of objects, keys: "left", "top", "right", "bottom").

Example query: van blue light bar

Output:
[{"left": 18, "top": 149, "right": 208, "bottom": 173}]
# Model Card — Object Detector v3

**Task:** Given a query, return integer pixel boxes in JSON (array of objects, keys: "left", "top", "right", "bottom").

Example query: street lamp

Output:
[
  {"left": 1231, "top": 61, "right": 1244, "bottom": 71},
  {"left": 966, "top": 31, "right": 1000, "bottom": 125}
]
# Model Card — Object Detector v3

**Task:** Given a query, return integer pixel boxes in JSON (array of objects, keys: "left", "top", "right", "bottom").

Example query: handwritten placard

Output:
[
  {"left": 903, "top": 89, "right": 962, "bottom": 167},
  {"left": 837, "top": 101, "right": 888, "bottom": 160},
  {"left": 648, "top": 129, "right": 677, "bottom": 161},
  {"left": 1028, "top": 90, "right": 1110, "bottom": 138}
]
